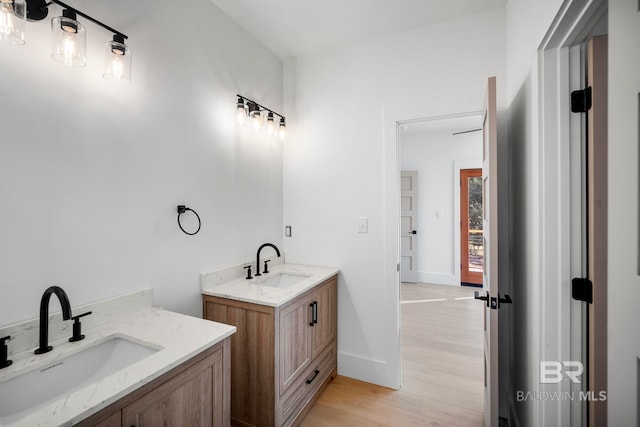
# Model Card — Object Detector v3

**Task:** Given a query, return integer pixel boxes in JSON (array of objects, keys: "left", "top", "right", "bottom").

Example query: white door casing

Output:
[{"left": 400, "top": 171, "right": 418, "bottom": 283}]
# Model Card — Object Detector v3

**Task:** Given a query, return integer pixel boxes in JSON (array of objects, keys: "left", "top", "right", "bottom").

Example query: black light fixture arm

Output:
[
  {"left": 27, "top": 0, "right": 127, "bottom": 40},
  {"left": 49, "top": 0, "right": 127, "bottom": 39},
  {"left": 237, "top": 94, "right": 285, "bottom": 121}
]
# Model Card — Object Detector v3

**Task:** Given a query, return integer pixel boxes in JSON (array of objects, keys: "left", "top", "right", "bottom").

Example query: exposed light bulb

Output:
[
  {"left": 236, "top": 98, "right": 246, "bottom": 126},
  {"left": 237, "top": 107, "right": 246, "bottom": 126},
  {"left": 103, "top": 36, "right": 131, "bottom": 83},
  {"left": 63, "top": 33, "right": 77, "bottom": 67},
  {"left": 110, "top": 55, "right": 124, "bottom": 82},
  {"left": 251, "top": 109, "right": 261, "bottom": 131},
  {"left": 278, "top": 118, "right": 286, "bottom": 140},
  {"left": 266, "top": 113, "right": 275, "bottom": 136}
]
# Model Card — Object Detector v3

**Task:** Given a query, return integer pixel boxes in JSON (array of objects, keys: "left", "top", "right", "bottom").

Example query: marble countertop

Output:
[
  {"left": 0, "top": 301, "right": 235, "bottom": 427},
  {"left": 201, "top": 263, "right": 339, "bottom": 307}
]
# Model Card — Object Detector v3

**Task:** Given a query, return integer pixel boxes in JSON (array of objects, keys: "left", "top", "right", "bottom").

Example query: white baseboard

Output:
[
  {"left": 337, "top": 351, "right": 397, "bottom": 389},
  {"left": 417, "top": 271, "right": 457, "bottom": 286}
]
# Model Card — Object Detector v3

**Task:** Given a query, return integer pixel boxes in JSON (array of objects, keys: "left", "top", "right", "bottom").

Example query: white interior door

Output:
[
  {"left": 476, "top": 76, "right": 499, "bottom": 427},
  {"left": 401, "top": 171, "right": 418, "bottom": 283}
]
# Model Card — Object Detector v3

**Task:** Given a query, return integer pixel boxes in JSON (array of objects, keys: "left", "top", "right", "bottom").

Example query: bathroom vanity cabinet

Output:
[
  {"left": 76, "top": 337, "right": 231, "bottom": 427},
  {"left": 203, "top": 275, "right": 337, "bottom": 427}
]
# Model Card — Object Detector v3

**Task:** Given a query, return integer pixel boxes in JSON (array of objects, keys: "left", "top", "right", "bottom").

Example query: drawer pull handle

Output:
[
  {"left": 309, "top": 302, "right": 318, "bottom": 326},
  {"left": 306, "top": 369, "right": 320, "bottom": 384}
]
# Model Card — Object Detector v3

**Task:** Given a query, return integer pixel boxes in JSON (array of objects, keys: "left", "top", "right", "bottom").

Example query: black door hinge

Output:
[
  {"left": 572, "top": 278, "right": 593, "bottom": 303},
  {"left": 571, "top": 87, "right": 592, "bottom": 113}
]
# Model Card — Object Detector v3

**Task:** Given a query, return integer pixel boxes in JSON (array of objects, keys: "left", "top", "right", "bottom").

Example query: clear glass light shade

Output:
[
  {"left": 0, "top": 0, "right": 25, "bottom": 45},
  {"left": 237, "top": 104, "right": 247, "bottom": 126},
  {"left": 251, "top": 110, "right": 262, "bottom": 131},
  {"left": 103, "top": 40, "right": 131, "bottom": 83},
  {"left": 278, "top": 120, "right": 286, "bottom": 140},
  {"left": 266, "top": 114, "right": 275, "bottom": 136},
  {"left": 51, "top": 16, "right": 86, "bottom": 67}
]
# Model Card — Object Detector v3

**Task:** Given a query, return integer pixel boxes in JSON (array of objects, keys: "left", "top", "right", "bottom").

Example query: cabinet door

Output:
[
  {"left": 310, "top": 278, "right": 337, "bottom": 359},
  {"left": 122, "top": 348, "right": 224, "bottom": 427},
  {"left": 93, "top": 412, "right": 121, "bottom": 427},
  {"left": 279, "top": 295, "right": 311, "bottom": 394}
]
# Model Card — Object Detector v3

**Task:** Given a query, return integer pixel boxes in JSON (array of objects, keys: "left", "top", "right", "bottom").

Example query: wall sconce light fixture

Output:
[
  {"left": 236, "top": 95, "right": 286, "bottom": 140},
  {"left": 1, "top": 0, "right": 131, "bottom": 82},
  {"left": 0, "top": 0, "right": 26, "bottom": 45}
]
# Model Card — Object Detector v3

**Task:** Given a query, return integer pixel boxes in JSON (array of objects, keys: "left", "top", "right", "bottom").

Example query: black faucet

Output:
[
  {"left": 255, "top": 243, "right": 280, "bottom": 277},
  {"left": 34, "top": 286, "right": 73, "bottom": 355}
]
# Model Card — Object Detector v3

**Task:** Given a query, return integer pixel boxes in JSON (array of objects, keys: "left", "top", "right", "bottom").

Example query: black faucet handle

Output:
[
  {"left": 69, "top": 311, "right": 92, "bottom": 343},
  {"left": 0, "top": 335, "right": 12, "bottom": 369},
  {"left": 244, "top": 265, "right": 253, "bottom": 280},
  {"left": 263, "top": 259, "right": 271, "bottom": 274},
  {"left": 72, "top": 311, "right": 92, "bottom": 321}
]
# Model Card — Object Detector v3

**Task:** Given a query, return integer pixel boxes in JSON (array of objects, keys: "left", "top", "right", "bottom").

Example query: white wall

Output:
[
  {"left": 507, "top": 68, "right": 543, "bottom": 427},
  {"left": 505, "top": 0, "right": 564, "bottom": 102},
  {"left": 608, "top": 0, "right": 640, "bottom": 424},
  {"left": 0, "top": 0, "right": 284, "bottom": 326},
  {"left": 400, "top": 128, "right": 482, "bottom": 286},
  {"left": 283, "top": 7, "right": 505, "bottom": 388}
]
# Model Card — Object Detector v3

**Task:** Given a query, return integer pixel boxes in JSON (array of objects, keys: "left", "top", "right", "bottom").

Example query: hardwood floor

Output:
[{"left": 300, "top": 283, "right": 484, "bottom": 427}]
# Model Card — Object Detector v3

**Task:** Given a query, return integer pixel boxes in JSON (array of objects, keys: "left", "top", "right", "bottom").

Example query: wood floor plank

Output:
[{"left": 301, "top": 283, "right": 484, "bottom": 426}]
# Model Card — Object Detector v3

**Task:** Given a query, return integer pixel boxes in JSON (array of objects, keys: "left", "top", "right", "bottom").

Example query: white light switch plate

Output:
[{"left": 357, "top": 217, "right": 368, "bottom": 233}]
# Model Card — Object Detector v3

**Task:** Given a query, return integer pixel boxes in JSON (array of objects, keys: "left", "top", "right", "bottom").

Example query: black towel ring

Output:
[{"left": 177, "top": 205, "right": 201, "bottom": 236}]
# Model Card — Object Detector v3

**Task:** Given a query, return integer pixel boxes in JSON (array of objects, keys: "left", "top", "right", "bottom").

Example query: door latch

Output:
[
  {"left": 474, "top": 291, "right": 490, "bottom": 308},
  {"left": 475, "top": 291, "right": 512, "bottom": 309}
]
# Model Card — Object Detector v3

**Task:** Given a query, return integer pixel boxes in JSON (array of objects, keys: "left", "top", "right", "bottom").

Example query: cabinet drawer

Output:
[{"left": 279, "top": 342, "right": 336, "bottom": 425}]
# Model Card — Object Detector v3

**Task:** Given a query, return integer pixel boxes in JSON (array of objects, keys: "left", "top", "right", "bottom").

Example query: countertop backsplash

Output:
[
  {"left": 0, "top": 289, "right": 152, "bottom": 357},
  {"left": 200, "top": 255, "right": 285, "bottom": 289}
]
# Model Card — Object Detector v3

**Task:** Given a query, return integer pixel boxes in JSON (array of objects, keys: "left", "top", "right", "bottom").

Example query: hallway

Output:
[{"left": 302, "top": 283, "right": 484, "bottom": 426}]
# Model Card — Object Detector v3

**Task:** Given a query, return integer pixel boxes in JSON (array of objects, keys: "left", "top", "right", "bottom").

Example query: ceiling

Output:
[{"left": 209, "top": 0, "right": 507, "bottom": 59}]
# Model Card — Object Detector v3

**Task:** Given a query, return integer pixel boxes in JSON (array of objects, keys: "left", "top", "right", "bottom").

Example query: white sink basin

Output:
[
  {"left": 0, "top": 336, "right": 159, "bottom": 423},
  {"left": 256, "top": 272, "right": 310, "bottom": 289}
]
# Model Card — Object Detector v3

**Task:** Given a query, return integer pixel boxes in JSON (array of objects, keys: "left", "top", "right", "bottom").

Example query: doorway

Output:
[
  {"left": 398, "top": 114, "right": 484, "bottom": 407},
  {"left": 535, "top": 3, "right": 608, "bottom": 425},
  {"left": 398, "top": 114, "right": 483, "bottom": 287},
  {"left": 460, "top": 168, "right": 483, "bottom": 286}
]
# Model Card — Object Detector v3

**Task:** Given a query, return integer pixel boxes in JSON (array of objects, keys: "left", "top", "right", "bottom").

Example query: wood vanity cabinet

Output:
[
  {"left": 76, "top": 337, "right": 231, "bottom": 427},
  {"left": 202, "top": 275, "right": 337, "bottom": 427}
]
